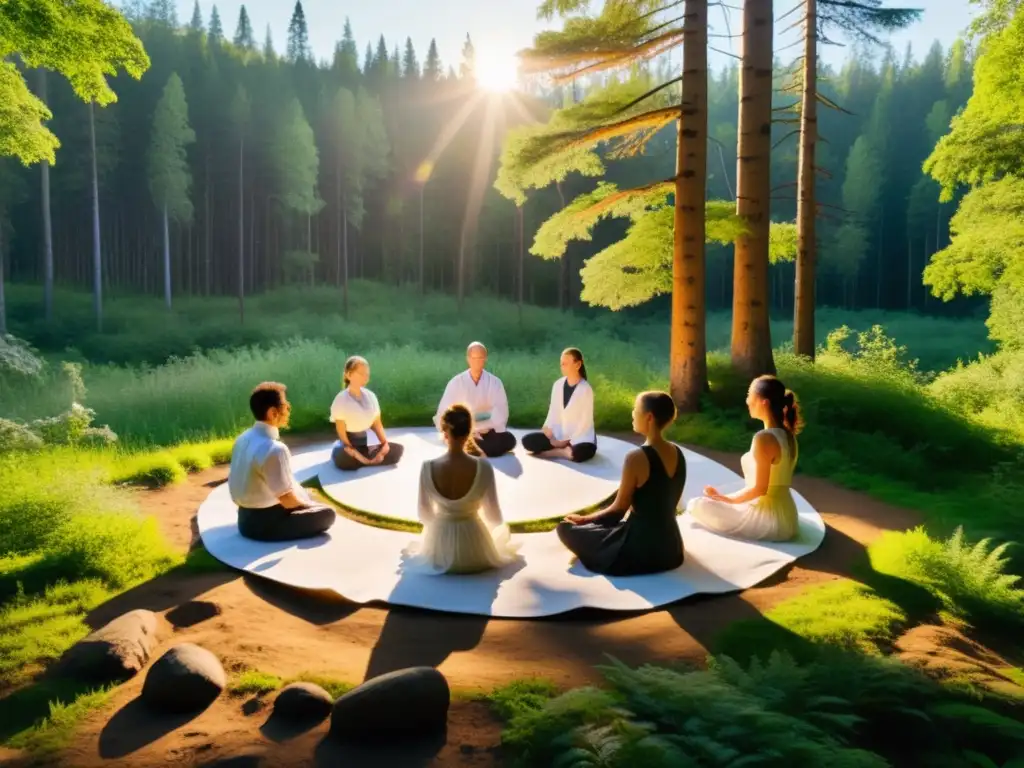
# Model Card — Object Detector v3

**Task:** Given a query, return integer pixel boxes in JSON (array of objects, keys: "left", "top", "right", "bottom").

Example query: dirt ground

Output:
[{"left": 19, "top": 437, "right": 926, "bottom": 767}]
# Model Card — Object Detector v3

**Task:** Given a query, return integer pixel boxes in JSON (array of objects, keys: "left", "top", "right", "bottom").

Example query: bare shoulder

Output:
[
  {"left": 625, "top": 448, "right": 648, "bottom": 469},
  {"left": 752, "top": 430, "right": 783, "bottom": 456}
]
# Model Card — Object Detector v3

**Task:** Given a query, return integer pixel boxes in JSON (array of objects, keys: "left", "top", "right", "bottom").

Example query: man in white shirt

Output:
[
  {"left": 229, "top": 381, "right": 335, "bottom": 541},
  {"left": 434, "top": 342, "right": 516, "bottom": 457}
]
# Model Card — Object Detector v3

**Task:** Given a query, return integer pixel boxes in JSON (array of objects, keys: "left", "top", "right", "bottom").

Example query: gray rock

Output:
[
  {"left": 329, "top": 667, "right": 449, "bottom": 742},
  {"left": 58, "top": 609, "right": 159, "bottom": 683},
  {"left": 142, "top": 644, "right": 226, "bottom": 713},
  {"left": 273, "top": 682, "right": 333, "bottom": 721}
]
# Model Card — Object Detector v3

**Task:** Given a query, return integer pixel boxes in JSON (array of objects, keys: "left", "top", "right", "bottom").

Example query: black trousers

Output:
[
  {"left": 474, "top": 429, "right": 517, "bottom": 457},
  {"left": 332, "top": 431, "right": 405, "bottom": 471},
  {"left": 237, "top": 504, "right": 335, "bottom": 542},
  {"left": 521, "top": 432, "right": 597, "bottom": 463}
]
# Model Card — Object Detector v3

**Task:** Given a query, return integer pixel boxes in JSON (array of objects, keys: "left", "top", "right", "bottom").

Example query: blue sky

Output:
[{"left": 175, "top": 0, "right": 978, "bottom": 72}]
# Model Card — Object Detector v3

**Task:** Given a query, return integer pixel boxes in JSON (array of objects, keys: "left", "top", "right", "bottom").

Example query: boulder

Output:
[
  {"left": 329, "top": 667, "right": 449, "bottom": 743},
  {"left": 142, "top": 644, "right": 226, "bottom": 713},
  {"left": 273, "top": 682, "right": 333, "bottom": 721},
  {"left": 58, "top": 609, "right": 159, "bottom": 683}
]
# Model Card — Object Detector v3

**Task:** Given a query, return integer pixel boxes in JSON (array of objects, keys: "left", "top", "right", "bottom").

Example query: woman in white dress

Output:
[
  {"left": 522, "top": 347, "right": 597, "bottom": 463},
  {"left": 403, "top": 404, "right": 521, "bottom": 575},
  {"left": 330, "top": 356, "right": 405, "bottom": 471},
  {"left": 686, "top": 375, "right": 801, "bottom": 542}
]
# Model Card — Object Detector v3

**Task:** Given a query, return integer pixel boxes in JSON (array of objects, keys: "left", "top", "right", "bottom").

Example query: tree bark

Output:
[
  {"left": 238, "top": 134, "right": 245, "bottom": 324},
  {"left": 556, "top": 181, "right": 568, "bottom": 312},
  {"left": 342, "top": 205, "right": 350, "bottom": 318},
  {"left": 162, "top": 205, "right": 172, "bottom": 309},
  {"left": 731, "top": 0, "right": 776, "bottom": 379},
  {"left": 419, "top": 184, "right": 425, "bottom": 295},
  {"left": 40, "top": 70, "right": 55, "bottom": 322},
  {"left": 517, "top": 204, "right": 525, "bottom": 326},
  {"left": 90, "top": 103, "right": 103, "bottom": 332},
  {"left": 793, "top": 0, "right": 816, "bottom": 358},
  {"left": 671, "top": 0, "right": 710, "bottom": 412},
  {"left": 906, "top": 235, "right": 912, "bottom": 310},
  {"left": 204, "top": 155, "right": 211, "bottom": 296}
]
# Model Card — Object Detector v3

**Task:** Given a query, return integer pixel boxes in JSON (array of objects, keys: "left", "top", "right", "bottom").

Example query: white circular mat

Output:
[
  {"left": 196, "top": 442, "right": 827, "bottom": 618},
  {"left": 318, "top": 428, "right": 638, "bottom": 523}
]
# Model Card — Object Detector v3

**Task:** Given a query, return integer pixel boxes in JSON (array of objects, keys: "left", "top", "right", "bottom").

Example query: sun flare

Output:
[{"left": 475, "top": 50, "right": 520, "bottom": 93}]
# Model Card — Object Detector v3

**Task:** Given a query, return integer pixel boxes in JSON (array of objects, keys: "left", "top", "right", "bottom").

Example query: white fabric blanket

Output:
[{"left": 197, "top": 440, "right": 826, "bottom": 618}]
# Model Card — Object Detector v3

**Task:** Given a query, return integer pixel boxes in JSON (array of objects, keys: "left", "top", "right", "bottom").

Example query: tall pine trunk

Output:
[
  {"left": 419, "top": 184, "right": 425, "bottom": 296},
  {"left": 162, "top": 205, "right": 172, "bottom": 309},
  {"left": 671, "top": 0, "right": 710, "bottom": 412},
  {"left": 40, "top": 70, "right": 55, "bottom": 322},
  {"left": 204, "top": 155, "right": 211, "bottom": 296},
  {"left": 342, "top": 204, "right": 350, "bottom": 318},
  {"left": 556, "top": 182, "right": 568, "bottom": 311},
  {"left": 517, "top": 204, "right": 525, "bottom": 326},
  {"left": 89, "top": 103, "right": 103, "bottom": 332},
  {"left": 793, "top": 0, "right": 816, "bottom": 359},
  {"left": 238, "top": 134, "right": 245, "bottom": 324},
  {"left": 731, "top": 0, "right": 776, "bottom": 379}
]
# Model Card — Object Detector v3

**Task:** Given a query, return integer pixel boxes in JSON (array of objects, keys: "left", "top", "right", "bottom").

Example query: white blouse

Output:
[
  {"left": 434, "top": 370, "right": 510, "bottom": 433},
  {"left": 329, "top": 388, "right": 381, "bottom": 433},
  {"left": 543, "top": 376, "right": 596, "bottom": 444}
]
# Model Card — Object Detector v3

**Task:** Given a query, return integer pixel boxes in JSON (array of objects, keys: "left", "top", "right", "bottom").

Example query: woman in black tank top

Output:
[{"left": 556, "top": 391, "right": 685, "bottom": 576}]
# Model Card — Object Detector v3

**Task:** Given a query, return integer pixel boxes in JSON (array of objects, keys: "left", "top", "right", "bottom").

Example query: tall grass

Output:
[{"left": 5, "top": 283, "right": 989, "bottom": 373}]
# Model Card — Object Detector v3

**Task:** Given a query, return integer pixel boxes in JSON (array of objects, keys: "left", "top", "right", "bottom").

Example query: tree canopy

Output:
[{"left": 0, "top": 0, "right": 149, "bottom": 165}]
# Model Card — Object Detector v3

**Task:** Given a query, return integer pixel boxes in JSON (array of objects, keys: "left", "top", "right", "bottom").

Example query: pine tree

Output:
[
  {"left": 286, "top": 1, "right": 311, "bottom": 63},
  {"left": 793, "top": 0, "right": 921, "bottom": 359},
  {"left": 208, "top": 6, "right": 224, "bottom": 45},
  {"left": 188, "top": 0, "right": 204, "bottom": 33},
  {"left": 333, "top": 19, "right": 360, "bottom": 83},
  {"left": 147, "top": 0, "right": 178, "bottom": 26},
  {"left": 364, "top": 43, "right": 373, "bottom": 75},
  {"left": 230, "top": 86, "right": 250, "bottom": 322},
  {"left": 271, "top": 98, "right": 322, "bottom": 282},
  {"left": 731, "top": 0, "right": 776, "bottom": 379},
  {"left": 390, "top": 45, "right": 401, "bottom": 79},
  {"left": 424, "top": 39, "right": 442, "bottom": 81},
  {"left": 263, "top": 25, "right": 276, "bottom": 59},
  {"left": 88, "top": 102, "right": 103, "bottom": 330},
  {"left": 460, "top": 34, "right": 476, "bottom": 81},
  {"left": 148, "top": 73, "right": 196, "bottom": 309},
  {"left": 403, "top": 38, "right": 420, "bottom": 80},
  {"left": 233, "top": 6, "right": 256, "bottom": 52},
  {"left": 504, "top": 0, "right": 719, "bottom": 410}
]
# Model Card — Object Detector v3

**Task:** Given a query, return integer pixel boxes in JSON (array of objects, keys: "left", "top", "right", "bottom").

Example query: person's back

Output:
[
  {"left": 610, "top": 444, "right": 686, "bottom": 575},
  {"left": 404, "top": 405, "right": 521, "bottom": 574}
]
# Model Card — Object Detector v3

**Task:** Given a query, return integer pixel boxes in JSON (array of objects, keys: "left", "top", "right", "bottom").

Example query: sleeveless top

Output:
[{"left": 606, "top": 445, "right": 686, "bottom": 575}]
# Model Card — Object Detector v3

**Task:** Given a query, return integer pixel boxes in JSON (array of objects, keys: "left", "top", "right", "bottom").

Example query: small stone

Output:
[
  {"left": 166, "top": 601, "right": 222, "bottom": 629},
  {"left": 273, "top": 682, "right": 333, "bottom": 721},
  {"left": 142, "top": 644, "right": 226, "bottom": 713},
  {"left": 58, "top": 610, "right": 159, "bottom": 683},
  {"left": 329, "top": 667, "right": 449, "bottom": 743}
]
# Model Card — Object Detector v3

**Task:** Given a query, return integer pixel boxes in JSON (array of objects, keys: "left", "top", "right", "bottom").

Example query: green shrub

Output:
[
  {"left": 500, "top": 654, "right": 1024, "bottom": 768},
  {"left": 869, "top": 527, "right": 1024, "bottom": 629},
  {"left": 229, "top": 670, "right": 282, "bottom": 696}
]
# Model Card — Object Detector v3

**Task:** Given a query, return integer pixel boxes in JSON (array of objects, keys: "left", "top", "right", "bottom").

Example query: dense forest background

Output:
[{"left": 0, "top": 0, "right": 981, "bottom": 322}]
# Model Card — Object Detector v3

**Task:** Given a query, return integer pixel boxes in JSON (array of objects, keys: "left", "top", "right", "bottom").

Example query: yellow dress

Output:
[{"left": 686, "top": 428, "right": 799, "bottom": 542}]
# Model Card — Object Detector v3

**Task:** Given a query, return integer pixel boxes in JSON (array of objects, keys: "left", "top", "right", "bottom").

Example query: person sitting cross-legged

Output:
[
  {"left": 434, "top": 341, "right": 516, "bottom": 458},
  {"left": 229, "top": 381, "right": 336, "bottom": 542},
  {"left": 522, "top": 347, "right": 597, "bottom": 463},
  {"left": 330, "top": 355, "right": 405, "bottom": 471}
]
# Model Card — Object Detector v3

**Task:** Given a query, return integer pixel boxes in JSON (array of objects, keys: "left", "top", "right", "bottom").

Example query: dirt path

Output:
[{"left": 34, "top": 438, "right": 922, "bottom": 768}]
